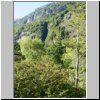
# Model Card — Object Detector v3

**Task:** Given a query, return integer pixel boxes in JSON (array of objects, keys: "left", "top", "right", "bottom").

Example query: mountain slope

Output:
[
  {"left": 14, "top": 1, "right": 85, "bottom": 42},
  {"left": 14, "top": 1, "right": 86, "bottom": 98},
  {"left": 14, "top": 2, "right": 72, "bottom": 25}
]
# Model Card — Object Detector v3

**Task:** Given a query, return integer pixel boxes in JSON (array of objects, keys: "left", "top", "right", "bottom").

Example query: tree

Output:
[
  {"left": 67, "top": 12, "right": 86, "bottom": 86},
  {"left": 14, "top": 41, "right": 25, "bottom": 61},
  {"left": 19, "top": 37, "right": 44, "bottom": 60}
]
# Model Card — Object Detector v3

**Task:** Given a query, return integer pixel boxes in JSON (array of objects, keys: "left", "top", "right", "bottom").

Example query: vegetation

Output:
[{"left": 14, "top": 1, "right": 86, "bottom": 98}]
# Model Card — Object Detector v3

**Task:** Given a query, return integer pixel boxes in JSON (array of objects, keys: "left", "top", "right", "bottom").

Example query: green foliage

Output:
[
  {"left": 14, "top": 58, "right": 85, "bottom": 98},
  {"left": 20, "top": 37, "right": 44, "bottom": 60},
  {"left": 14, "top": 41, "right": 25, "bottom": 61},
  {"left": 14, "top": 1, "right": 86, "bottom": 98},
  {"left": 14, "top": 24, "right": 25, "bottom": 36},
  {"left": 67, "top": 4, "right": 75, "bottom": 12},
  {"left": 61, "top": 47, "right": 76, "bottom": 68}
]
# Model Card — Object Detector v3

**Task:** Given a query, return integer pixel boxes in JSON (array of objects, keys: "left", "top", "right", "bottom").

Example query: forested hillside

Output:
[{"left": 14, "top": 1, "right": 86, "bottom": 98}]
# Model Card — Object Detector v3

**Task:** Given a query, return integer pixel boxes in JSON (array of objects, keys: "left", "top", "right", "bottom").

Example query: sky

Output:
[{"left": 14, "top": 2, "right": 52, "bottom": 20}]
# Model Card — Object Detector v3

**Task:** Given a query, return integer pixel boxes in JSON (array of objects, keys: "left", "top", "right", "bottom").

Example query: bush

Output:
[
  {"left": 14, "top": 41, "right": 25, "bottom": 61},
  {"left": 19, "top": 37, "right": 44, "bottom": 60},
  {"left": 14, "top": 57, "right": 85, "bottom": 98}
]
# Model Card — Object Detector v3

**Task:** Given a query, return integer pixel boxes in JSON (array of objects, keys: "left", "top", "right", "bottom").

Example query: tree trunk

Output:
[{"left": 75, "top": 33, "right": 79, "bottom": 87}]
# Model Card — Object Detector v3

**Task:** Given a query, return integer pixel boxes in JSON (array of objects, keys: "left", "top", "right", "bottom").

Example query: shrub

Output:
[
  {"left": 14, "top": 57, "right": 85, "bottom": 98},
  {"left": 19, "top": 37, "right": 44, "bottom": 60}
]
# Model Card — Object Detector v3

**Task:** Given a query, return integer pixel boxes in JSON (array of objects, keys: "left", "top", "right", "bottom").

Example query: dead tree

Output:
[{"left": 75, "top": 32, "right": 79, "bottom": 87}]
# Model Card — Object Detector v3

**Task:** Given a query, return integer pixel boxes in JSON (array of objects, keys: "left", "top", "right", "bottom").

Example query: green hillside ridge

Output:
[{"left": 14, "top": 1, "right": 86, "bottom": 98}]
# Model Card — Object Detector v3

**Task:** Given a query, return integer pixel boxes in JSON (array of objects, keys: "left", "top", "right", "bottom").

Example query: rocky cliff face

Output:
[
  {"left": 27, "top": 15, "right": 34, "bottom": 23},
  {"left": 14, "top": 2, "right": 68, "bottom": 25},
  {"left": 14, "top": 2, "right": 68, "bottom": 41},
  {"left": 14, "top": 1, "right": 85, "bottom": 42}
]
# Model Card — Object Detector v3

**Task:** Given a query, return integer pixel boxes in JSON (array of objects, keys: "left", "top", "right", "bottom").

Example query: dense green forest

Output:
[{"left": 14, "top": 1, "right": 86, "bottom": 98}]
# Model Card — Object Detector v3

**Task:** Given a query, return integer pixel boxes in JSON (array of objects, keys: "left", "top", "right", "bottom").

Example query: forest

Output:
[{"left": 14, "top": 1, "right": 86, "bottom": 98}]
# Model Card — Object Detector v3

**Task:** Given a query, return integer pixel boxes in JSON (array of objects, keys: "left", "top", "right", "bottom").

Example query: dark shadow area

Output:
[{"left": 41, "top": 22, "right": 48, "bottom": 42}]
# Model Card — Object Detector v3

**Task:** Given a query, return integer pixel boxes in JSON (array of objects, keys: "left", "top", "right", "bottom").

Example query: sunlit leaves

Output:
[
  {"left": 19, "top": 37, "right": 44, "bottom": 60},
  {"left": 14, "top": 59, "right": 85, "bottom": 98}
]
